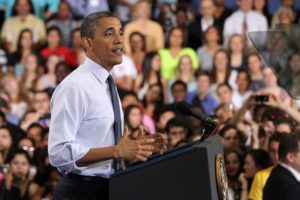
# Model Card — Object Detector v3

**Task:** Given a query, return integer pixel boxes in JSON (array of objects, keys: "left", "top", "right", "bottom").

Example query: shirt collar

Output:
[
  {"left": 84, "top": 56, "right": 110, "bottom": 84},
  {"left": 280, "top": 163, "right": 300, "bottom": 182}
]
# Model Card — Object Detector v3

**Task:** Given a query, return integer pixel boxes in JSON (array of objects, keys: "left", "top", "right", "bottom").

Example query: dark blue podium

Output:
[{"left": 109, "top": 137, "right": 228, "bottom": 200}]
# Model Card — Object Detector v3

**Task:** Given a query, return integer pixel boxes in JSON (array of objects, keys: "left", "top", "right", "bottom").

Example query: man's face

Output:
[
  {"left": 217, "top": 86, "right": 232, "bottom": 104},
  {"left": 83, "top": 17, "right": 124, "bottom": 70},
  {"left": 172, "top": 84, "right": 187, "bottom": 102},
  {"left": 200, "top": 0, "right": 215, "bottom": 18},
  {"left": 236, "top": 72, "right": 249, "bottom": 92},
  {"left": 238, "top": 0, "right": 253, "bottom": 12},
  {"left": 33, "top": 93, "right": 50, "bottom": 115},
  {"left": 16, "top": 0, "right": 30, "bottom": 16},
  {"left": 269, "top": 141, "right": 280, "bottom": 165},
  {"left": 168, "top": 126, "right": 187, "bottom": 147},
  {"left": 290, "top": 142, "right": 300, "bottom": 173},
  {"left": 197, "top": 75, "right": 210, "bottom": 94}
]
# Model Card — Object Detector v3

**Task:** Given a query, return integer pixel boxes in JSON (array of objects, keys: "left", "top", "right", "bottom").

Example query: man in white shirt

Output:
[
  {"left": 263, "top": 134, "right": 300, "bottom": 200},
  {"left": 223, "top": 0, "right": 268, "bottom": 46},
  {"left": 49, "top": 11, "right": 166, "bottom": 200}
]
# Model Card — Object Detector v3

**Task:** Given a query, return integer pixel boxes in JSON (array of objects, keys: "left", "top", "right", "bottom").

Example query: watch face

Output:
[{"left": 215, "top": 154, "right": 229, "bottom": 200}]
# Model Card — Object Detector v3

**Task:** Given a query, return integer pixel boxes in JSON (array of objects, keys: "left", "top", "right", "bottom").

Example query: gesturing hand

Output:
[
  {"left": 115, "top": 126, "right": 155, "bottom": 161},
  {"left": 135, "top": 126, "right": 168, "bottom": 155}
]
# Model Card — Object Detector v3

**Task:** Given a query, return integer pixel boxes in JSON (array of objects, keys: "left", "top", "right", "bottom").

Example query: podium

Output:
[{"left": 109, "top": 137, "right": 228, "bottom": 200}]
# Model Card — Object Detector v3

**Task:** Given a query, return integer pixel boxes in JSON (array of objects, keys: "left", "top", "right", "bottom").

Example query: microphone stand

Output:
[{"left": 200, "top": 120, "right": 217, "bottom": 142}]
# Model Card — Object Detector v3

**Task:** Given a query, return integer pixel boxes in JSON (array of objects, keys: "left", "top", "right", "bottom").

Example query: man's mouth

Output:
[{"left": 112, "top": 47, "right": 123, "bottom": 55}]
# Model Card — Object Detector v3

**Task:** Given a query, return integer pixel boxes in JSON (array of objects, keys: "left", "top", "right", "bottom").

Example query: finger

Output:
[
  {"left": 137, "top": 150, "right": 153, "bottom": 158},
  {"left": 135, "top": 155, "right": 148, "bottom": 162},
  {"left": 123, "top": 125, "right": 129, "bottom": 138},
  {"left": 137, "top": 125, "right": 144, "bottom": 137},
  {"left": 139, "top": 145, "right": 155, "bottom": 151},
  {"left": 138, "top": 138, "right": 155, "bottom": 145}
]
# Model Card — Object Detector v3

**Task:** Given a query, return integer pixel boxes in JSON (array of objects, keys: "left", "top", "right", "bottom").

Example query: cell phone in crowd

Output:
[{"left": 255, "top": 95, "right": 269, "bottom": 102}]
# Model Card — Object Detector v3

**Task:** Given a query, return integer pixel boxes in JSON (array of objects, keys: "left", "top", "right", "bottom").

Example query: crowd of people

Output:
[{"left": 0, "top": 0, "right": 299, "bottom": 199}]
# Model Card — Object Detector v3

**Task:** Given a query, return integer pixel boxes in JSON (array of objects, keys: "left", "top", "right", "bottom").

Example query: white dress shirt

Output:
[
  {"left": 223, "top": 10, "right": 268, "bottom": 46},
  {"left": 48, "top": 56, "right": 123, "bottom": 177},
  {"left": 281, "top": 163, "right": 300, "bottom": 182}
]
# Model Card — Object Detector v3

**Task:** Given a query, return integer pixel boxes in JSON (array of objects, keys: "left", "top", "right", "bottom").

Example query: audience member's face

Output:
[
  {"left": 225, "top": 152, "right": 241, "bottom": 177},
  {"left": 168, "top": 126, "right": 187, "bottom": 147},
  {"left": 146, "top": 85, "right": 162, "bottom": 102},
  {"left": 275, "top": 123, "right": 291, "bottom": 134},
  {"left": 10, "top": 154, "right": 30, "bottom": 180},
  {"left": 179, "top": 56, "right": 193, "bottom": 74},
  {"left": 32, "top": 92, "right": 50, "bottom": 115},
  {"left": 197, "top": 75, "right": 210, "bottom": 94},
  {"left": 0, "top": 128, "right": 12, "bottom": 151},
  {"left": 72, "top": 30, "right": 82, "bottom": 49},
  {"left": 229, "top": 35, "right": 244, "bottom": 53},
  {"left": 176, "top": 10, "right": 187, "bottom": 27},
  {"left": 205, "top": 27, "right": 219, "bottom": 43},
  {"left": 253, "top": 0, "right": 265, "bottom": 11},
  {"left": 200, "top": 0, "right": 215, "bottom": 18},
  {"left": 222, "top": 128, "right": 239, "bottom": 149},
  {"left": 157, "top": 111, "right": 176, "bottom": 130},
  {"left": 19, "top": 138, "right": 35, "bottom": 158},
  {"left": 248, "top": 55, "right": 261, "bottom": 73},
  {"left": 28, "top": 127, "right": 43, "bottom": 147},
  {"left": 269, "top": 141, "right": 279, "bottom": 165},
  {"left": 128, "top": 107, "right": 142, "bottom": 129},
  {"left": 151, "top": 55, "right": 161, "bottom": 72},
  {"left": 236, "top": 72, "right": 249, "bottom": 92},
  {"left": 172, "top": 84, "right": 187, "bottom": 102},
  {"left": 21, "top": 31, "right": 33, "bottom": 49},
  {"left": 25, "top": 55, "right": 38, "bottom": 73},
  {"left": 122, "top": 95, "right": 139, "bottom": 110},
  {"left": 214, "top": 51, "right": 228, "bottom": 71},
  {"left": 136, "top": 1, "right": 150, "bottom": 19},
  {"left": 290, "top": 54, "right": 300, "bottom": 73},
  {"left": 290, "top": 142, "right": 300, "bottom": 173},
  {"left": 130, "top": 34, "right": 144, "bottom": 52},
  {"left": 238, "top": 0, "right": 253, "bottom": 12},
  {"left": 244, "top": 154, "right": 259, "bottom": 178},
  {"left": 47, "top": 55, "right": 60, "bottom": 73},
  {"left": 16, "top": 0, "right": 30, "bottom": 16},
  {"left": 48, "top": 30, "right": 61, "bottom": 48},
  {"left": 58, "top": 2, "right": 70, "bottom": 19},
  {"left": 169, "top": 29, "right": 183, "bottom": 48},
  {"left": 217, "top": 86, "right": 232, "bottom": 104},
  {"left": 56, "top": 64, "right": 71, "bottom": 84}
]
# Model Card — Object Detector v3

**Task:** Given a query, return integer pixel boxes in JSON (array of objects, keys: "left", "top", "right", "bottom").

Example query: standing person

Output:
[
  {"left": 48, "top": 11, "right": 166, "bottom": 200},
  {"left": 263, "top": 134, "right": 300, "bottom": 200}
]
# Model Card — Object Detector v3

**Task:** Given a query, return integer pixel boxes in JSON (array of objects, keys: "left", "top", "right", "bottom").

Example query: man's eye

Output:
[{"left": 105, "top": 32, "right": 113, "bottom": 36}]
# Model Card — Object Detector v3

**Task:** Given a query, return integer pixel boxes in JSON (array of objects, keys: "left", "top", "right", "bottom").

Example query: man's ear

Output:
[
  {"left": 286, "top": 152, "right": 295, "bottom": 164},
  {"left": 82, "top": 37, "right": 92, "bottom": 50}
]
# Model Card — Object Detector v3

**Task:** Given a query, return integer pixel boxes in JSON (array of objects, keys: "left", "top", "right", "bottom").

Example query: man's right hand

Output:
[{"left": 115, "top": 126, "right": 155, "bottom": 161}]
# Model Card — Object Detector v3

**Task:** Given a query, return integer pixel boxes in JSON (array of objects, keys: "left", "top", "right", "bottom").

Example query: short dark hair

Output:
[
  {"left": 47, "top": 26, "right": 62, "bottom": 38},
  {"left": 81, "top": 11, "right": 118, "bottom": 38},
  {"left": 269, "top": 132, "right": 283, "bottom": 145},
  {"left": 171, "top": 80, "right": 187, "bottom": 92},
  {"left": 247, "top": 149, "right": 272, "bottom": 169},
  {"left": 165, "top": 116, "right": 188, "bottom": 133},
  {"left": 278, "top": 134, "right": 300, "bottom": 161}
]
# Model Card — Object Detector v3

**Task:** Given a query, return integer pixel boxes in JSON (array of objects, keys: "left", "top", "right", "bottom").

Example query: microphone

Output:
[
  {"left": 175, "top": 102, "right": 217, "bottom": 141},
  {"left": 175, "top": 101, "right": 213, "bottom": 124}
]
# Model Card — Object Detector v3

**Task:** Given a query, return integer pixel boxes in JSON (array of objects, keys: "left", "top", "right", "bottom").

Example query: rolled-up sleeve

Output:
[{"left": 48, "top": 83, "right": 89, "bottom": 174}]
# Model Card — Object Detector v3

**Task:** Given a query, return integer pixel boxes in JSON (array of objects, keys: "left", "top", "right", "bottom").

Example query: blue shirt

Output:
[
  {"left": 185, "top": 91, "right": 218, "bottom": 116},
  {"left": 66, "top": 0, "right": 109, "bottom": 18},
  {"left": 48, "top": 57, "right": 123, "bottom": 177}
]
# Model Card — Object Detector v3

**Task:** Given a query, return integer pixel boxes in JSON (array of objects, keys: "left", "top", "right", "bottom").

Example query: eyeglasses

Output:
[{"left": 21, "top": 146, "right": 35, "bottom": 152}]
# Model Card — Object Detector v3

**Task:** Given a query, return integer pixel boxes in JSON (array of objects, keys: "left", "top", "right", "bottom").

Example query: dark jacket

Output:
[{"left": 263, "top": 164, "right": 300, "bottom": 200}]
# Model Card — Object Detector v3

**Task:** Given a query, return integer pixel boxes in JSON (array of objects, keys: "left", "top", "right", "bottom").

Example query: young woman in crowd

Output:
[
  {"left": 228, "top": 34, "right": 247, "bottom": 71},
  {"left": 8, "top": 29, "right": 38, "bottom": 77},
  {"left": 128, "top": 31, "right": 147, "bottom": 74},
  {"left": 159, "top": 27, "right": 198, "bottom": 80},
  {"left": 197, "top": 26, "right": 221, "bottom": 71}
]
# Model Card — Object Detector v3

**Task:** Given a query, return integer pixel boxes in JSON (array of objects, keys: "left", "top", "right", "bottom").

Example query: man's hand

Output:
[
  {"left": 115, "top": 126, "right": 155, "bottom": 161},
  {"left": 135, "top": 126, "right": 168, "bottom": 155}
]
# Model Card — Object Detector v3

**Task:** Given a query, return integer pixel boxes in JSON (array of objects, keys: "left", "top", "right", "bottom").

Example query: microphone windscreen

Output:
[{"left": 175, "top": 102, "right": 193, "bottom": 116}]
